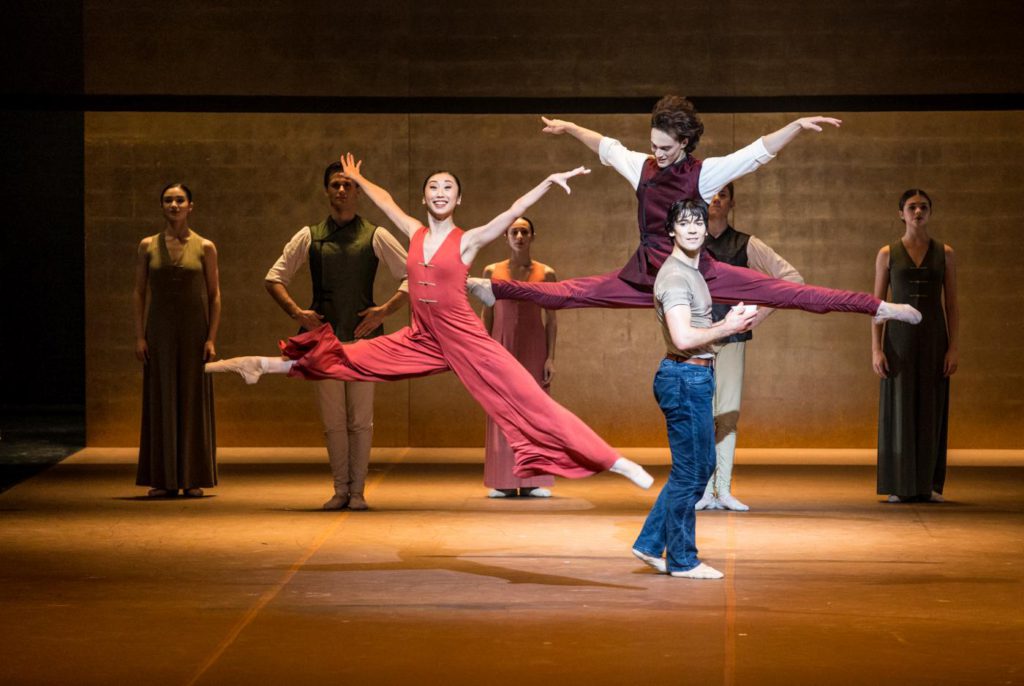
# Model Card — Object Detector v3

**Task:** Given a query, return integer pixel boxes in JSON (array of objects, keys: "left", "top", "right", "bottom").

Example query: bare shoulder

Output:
[
  {"left": 943, "top": 243, "right": 955, "bottom": 256},
  {"left": 202, "top": 238, "right": 219, "bottom": 255},
  {"left": 138, "top": 235, "right": 154, "bottom": 255},
  {"left": 482, "top": 262, "right": 498, "bottom": 277},
  {"left": 539, "top": 263, "right": 557, "bottom": 281}
]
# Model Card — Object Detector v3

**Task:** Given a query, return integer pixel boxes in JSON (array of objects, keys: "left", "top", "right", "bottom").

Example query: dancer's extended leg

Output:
[
  {"left": 699, "top": 253, "right": 920, "bottom": 322},
  {"left": 205, "top": 356, "right": 293, "bottom": 384},
  {"left": 470, "top": 270, "right": 653, "bottom": 310}
]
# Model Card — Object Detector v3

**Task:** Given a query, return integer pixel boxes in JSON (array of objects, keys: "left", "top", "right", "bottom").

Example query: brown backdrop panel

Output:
[
  {"left": 85, "top": 112, "right": 412, "bottom": 447},
  {"left": 84, "top": 1, "right": 1024, "bottom": 98},
  {"left": 86, "top": 111, "right": 1024, "bottom": 448}
]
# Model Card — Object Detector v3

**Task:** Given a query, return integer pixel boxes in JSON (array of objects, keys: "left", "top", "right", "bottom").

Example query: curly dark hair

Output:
[{"left": 650, "top": 95, "right": 704, "bottom": 154}]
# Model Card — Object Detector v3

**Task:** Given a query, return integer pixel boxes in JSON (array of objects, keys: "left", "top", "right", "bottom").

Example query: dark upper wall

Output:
[{"left": 84, "top": 0, "right": 1024, "bottom": 98}]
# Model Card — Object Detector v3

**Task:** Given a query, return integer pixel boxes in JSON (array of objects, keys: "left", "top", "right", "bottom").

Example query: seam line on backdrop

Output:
[
  {"left": 184, "top": 463, "right": 395, "bottom": 686},
  {"left": 4, "top": 93, "right": 1024, "bottom": 114}
]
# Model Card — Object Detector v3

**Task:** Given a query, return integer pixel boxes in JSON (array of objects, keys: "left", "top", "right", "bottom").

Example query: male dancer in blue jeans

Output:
[{"left": 631, "top": 198, "right": 757, "bottom": 579}]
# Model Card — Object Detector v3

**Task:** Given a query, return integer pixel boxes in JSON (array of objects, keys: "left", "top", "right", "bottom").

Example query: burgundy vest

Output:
[{"left": 619, "top": 155, "right": 703, "bottom": 287}]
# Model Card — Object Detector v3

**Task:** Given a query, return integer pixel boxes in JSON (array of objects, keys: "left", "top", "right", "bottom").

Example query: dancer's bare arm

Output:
[
  {"left": 542, "top": 266, "right": 558, "bottom": 386},
  {"left": 665, "top": 304, "right": 757, "bottom": 351},
  {"left": 201, "top": 239, "right": 221, "bottom": 361},
  {"left": 132, "top": 239, "right": 151, "bottom": 362},
  {"left": 942, "top": 246, "right": 959, "bottom": 377},
  {"left": 340, "top": 153, "right": 421, "bottom": 237},
  {"left": 481, "top": 263, "right": 496, "bottom": 332},
  {"left": 871, "top": 246, "right": 891, "bottom": 378},
  {"left": 540, "top": 117, "right": 604, "bottom": 154},
  {"left": 762, "top": 117, "right": 842, "bottom": 155},
  {"left": 461, "top": 167, "right": 590, "bottom": 263}
]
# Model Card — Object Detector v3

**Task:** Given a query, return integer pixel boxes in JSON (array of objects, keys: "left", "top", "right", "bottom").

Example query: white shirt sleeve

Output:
[
  {"left": 598, "top": 136, "right": 650, "bottom": 190},
  {"left": 372, "top": 227, "right": 410, "bottom": 293},
  {"left": 264, "top": 227, "right": 312, "bottom": 286},
  {"left": 698, "top": 138, "right": 777, "bottom": 202},
  {"left": 745, "top": 236, "right": 804, "bottom": 284}
]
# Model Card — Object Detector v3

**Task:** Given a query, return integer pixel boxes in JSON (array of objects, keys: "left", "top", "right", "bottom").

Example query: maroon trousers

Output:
[{"left": 491, "top": 252, "right": 880, "bottom": 314}]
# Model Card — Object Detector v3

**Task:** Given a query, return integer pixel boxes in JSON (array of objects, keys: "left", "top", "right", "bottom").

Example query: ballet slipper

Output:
[
  {"left": 632, "top": 548, "right": 667, "bottom": 573},
  {"left": 323, "top": 494, "right": 349, "bottom": 510},
  {"left": 347, "top": 494, "right": 369, "bottom": 511},
  {"left": 183, "top": 488, "right": 204, "bottom": 497},
  {"left": 929, "top": 491, "right": 944, "bottom": 503},
  {"left": 522, "top": 487, "right": 552, "bottom": 497},
  {"left": 204, "top": 356, "right": 268, "bottom": 384},
  {"left": 717, "top": 493, "right": 750, "bottom": 511},
  {"left": 487, "top": 489, "right": 515, "bottom": 498},
  {"left": 670, "top": 562, "right": 724, "bottom": 579},
  {"left": 147, "top": 488, "right": 170, "bottom": 497},
  {"left": 873, "top": 302, "right": 922, "bottom": 325},
  {"left": 465, "top": 277, "right": 496, "bottom": 306},
  {"left": 695, "top": 493, "right": 718, "bottom": 510},
  {"left": 610, "top": 458, "right": 654, "bottom": 489}
]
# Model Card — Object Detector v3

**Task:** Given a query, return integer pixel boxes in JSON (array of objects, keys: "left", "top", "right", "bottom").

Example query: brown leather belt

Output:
[{"left": 665, "top": 352, "right": 714, "bottom": 367}]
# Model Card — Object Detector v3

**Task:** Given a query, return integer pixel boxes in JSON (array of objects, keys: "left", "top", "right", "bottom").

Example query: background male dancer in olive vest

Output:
[
  {"left": 265, "top": 162, "right": 409, "bottom": 510},
  {"left": 698, "top": 182, "right": 804, "bottom": 512}
]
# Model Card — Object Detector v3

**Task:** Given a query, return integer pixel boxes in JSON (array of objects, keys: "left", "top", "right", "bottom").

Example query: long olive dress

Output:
[
  {"left": 877, "top": 238, "right": 948, "bottom": 498},
  {"left": 137, "top": 232, "right": 217, "bottom": 490}
]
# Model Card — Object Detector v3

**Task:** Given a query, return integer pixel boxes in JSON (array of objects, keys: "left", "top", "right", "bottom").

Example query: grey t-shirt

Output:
[{"left": 654, "top": 254, "right": 715, "bottom": 359}]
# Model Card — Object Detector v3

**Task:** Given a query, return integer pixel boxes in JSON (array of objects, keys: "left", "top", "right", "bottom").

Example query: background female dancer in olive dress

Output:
[
  {"left": 207, "top": 155, "right": 653, "bottom": 489},
  {"left": 873, "top": 190, "right": 959, "bottom": 502},
  {"left": 133, "top": 183, "right": 220, "bottom": 498}
]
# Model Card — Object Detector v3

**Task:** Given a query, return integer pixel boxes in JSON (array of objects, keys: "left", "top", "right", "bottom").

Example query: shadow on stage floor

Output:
[{"left": 0, "top": 457, "right": 1021, "bottom": 686}]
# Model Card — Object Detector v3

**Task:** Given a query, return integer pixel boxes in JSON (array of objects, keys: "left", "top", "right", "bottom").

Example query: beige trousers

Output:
[
  {"left": 705, "top": 341, "right": 745, "bottom": 497},
  {"left": 315, "top": 379, "right": 375, "bottom": 496}
]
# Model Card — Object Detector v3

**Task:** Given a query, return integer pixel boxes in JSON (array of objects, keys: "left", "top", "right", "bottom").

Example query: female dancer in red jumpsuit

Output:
[{"left": 207, "top": 154, "right": 653, "bottom": 488}]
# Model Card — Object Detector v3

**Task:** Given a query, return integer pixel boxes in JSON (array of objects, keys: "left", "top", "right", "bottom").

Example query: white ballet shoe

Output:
[
  {"left": 717, "top": 493, "right": 750, "bottom": 511},
  {"left": 610, "top": 457, "right": 654, "bottom": 489},
  {"left": 466, "top": 277, "right": 496, "bottom": 306},
  {"left": 205, "top": 356, "right": 267, "bottom": 384},
  {"left": 929, "top": 491, "right": 944, "bottom": 503},
  {"left": 670, "top": 562, "right": 724, "bottom": 580},
  {"left": 695, "top": 493, "right": 718, "bottom": 511},
  {"left": 522, "top": 487, "right": 552, "bottom": 497},
  {"left": 322, "top": 494, "right": 349, "bottom": 510},
  {"left": 873, "top": 302, "right": 922, "bottom": 325},
  {"left": 488, "top": 489, "right": 514, "bottom": 498},
  {"left": 632, "top": 548, "right": 667, "bottom": 573}
]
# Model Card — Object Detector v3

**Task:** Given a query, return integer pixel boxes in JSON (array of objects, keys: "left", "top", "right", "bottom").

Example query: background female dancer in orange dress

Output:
[{"left": 207, "top": 154, "right": 653, "bottom": 489}]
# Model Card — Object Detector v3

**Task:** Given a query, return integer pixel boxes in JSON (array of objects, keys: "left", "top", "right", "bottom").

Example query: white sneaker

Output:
[
  {"left": 695, "top": 493, "right": 718, "bottom": 511},
  {"left": 610, "top": 458, "right": 654, "bottom": 489},
  {"left": 632, "top": 548, "right": 667, "bottom": 573},
  {"left": 205, "top": 356, "right": 267, "bottom": 384},
  {"left": 465, "top": 277, "right": 496, "bottom": 306},
  {"left": 873, "top": 302, "right": 922, "bottom": 325},
  {"left": 717, "top": 493, "right": 750, "bottom": 511},
  {"left": 523, "top": 487, "right": 552, "bottom": 497},
  {"left": 670, "top": 562, "right": 724, "bottom": 579}
]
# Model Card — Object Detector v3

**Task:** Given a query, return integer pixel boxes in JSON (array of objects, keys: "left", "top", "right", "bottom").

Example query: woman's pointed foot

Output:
[
  {"left": 874, "top": 302, "right": 922, "bottom": 325},
  {"left": 610, "top": 457, "right": 654, "bottom": 489},
  {"left": 205, "top": 356, "right": 267, "bottom": 384}
]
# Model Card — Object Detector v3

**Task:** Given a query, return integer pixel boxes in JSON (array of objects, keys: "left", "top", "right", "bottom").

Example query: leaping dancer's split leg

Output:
[{"left": 205, "top": 356, "right": 294, "bottom": 384}]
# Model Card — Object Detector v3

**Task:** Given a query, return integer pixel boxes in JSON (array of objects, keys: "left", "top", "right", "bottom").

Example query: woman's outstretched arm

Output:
[
  {"left": 460, "top": 167, "right": 590, "bottom": 263},
  {"left": 339, "top": 153, "right": 422, "bottom": 238}
]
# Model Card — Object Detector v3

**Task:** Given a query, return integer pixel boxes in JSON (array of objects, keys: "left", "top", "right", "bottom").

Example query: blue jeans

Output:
[{"left": 633, "top": 359, "right": 716, "bottom": 572}]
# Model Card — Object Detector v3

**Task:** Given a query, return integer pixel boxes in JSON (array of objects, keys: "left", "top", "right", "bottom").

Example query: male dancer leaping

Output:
[{"left": 468, "top": 95, "right": 919, "bottom": 325}]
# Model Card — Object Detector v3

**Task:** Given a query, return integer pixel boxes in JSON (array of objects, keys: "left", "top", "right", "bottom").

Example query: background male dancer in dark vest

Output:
[
  {"left": 698, "top": 182, "right": 804, "bottom": 512},
  {"left": 265, "top": 162, "right": 409, "bottom": 510},
  {"left": 467, "top": 96, "right": 919, "bottom": 326}
]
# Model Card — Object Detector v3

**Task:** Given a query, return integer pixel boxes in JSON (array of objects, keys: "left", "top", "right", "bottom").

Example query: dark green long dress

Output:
[
  {"left": 877, "top": 238, "right": 948, "bottom": 498},
  {"left": 137, "top": 232, "right": 217, "bottom": 490}
]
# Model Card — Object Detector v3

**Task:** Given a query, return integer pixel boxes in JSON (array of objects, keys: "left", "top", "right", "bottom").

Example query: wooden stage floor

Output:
[{"left": 1, "top": 452, "right": 1021, "bottom": 685}]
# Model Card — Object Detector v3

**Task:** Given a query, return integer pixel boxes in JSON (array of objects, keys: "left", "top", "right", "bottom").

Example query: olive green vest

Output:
[{"left": 309, "top": 215, "right": 382, "bottom": 341}]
